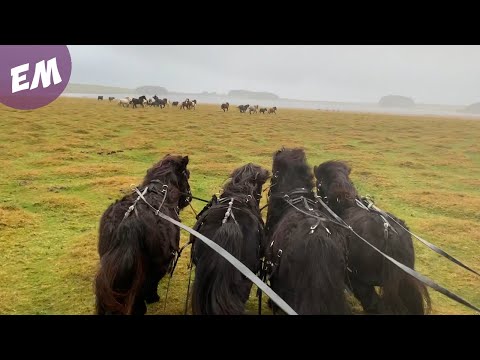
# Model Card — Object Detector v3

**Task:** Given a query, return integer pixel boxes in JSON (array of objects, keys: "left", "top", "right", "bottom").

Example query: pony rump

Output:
[
  {"left": 95, "top": 217, "right": 146, "bottom": 315},
  {"left": 380, "top": 220, "right": 431, "bottom": 315}
]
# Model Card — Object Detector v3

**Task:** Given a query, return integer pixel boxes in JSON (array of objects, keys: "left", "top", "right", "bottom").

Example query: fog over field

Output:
[{"left": 68, "top": 45, "right": 480, "bottom": 107}]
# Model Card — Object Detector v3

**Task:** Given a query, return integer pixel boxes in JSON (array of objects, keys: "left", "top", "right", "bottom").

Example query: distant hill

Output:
[
  {"left": 65, "top": 83, "right": 280, "bottom": 100},
  {"left": 135, "top": 86, "right": 168, "bottom": 95},
  {"left": 65, "top": 83, "right": 133, "bottom": 94},
  {"left": 379, "top": 95, "right": 415, "bottom": 108},
  {"left": 228, "top": 90, "right": 279, "bottom": 100},
  {"left": 463, "top": 102, "right": 480, "bottom": 114}
]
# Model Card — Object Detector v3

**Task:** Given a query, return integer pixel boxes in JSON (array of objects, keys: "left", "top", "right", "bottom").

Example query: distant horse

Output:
[
  {"left": 268, "top": 107, "right": 277, "bottom": 114},
  {"left": 95, "top": 154, "right": 192, "bottom": 315},
  {"left": 172, "top": 101, "right": 179, "bottom": 107},
  {"left": 191, "top": 163, "right": 270, "bottom": 315},
  {"left": 259, "top": 108, "right": 267, "bottom": 114},
  {"left": 237, "top": 104, "right": 249, "bottom": 113},
  {"left": 180, "top": 99, "right": 196, "bottom": 110},
  {"left": 221, "top": 102, "right": 229, "bottom": 112},
  {"left": 98, "top": 96, "right": 104, "bottom": 100},
  {"left": 248, "top": 105, "right": 258, "bottom": 114},
  {"left": 264, "top": 148, "right": 350, "bottom": 315},
  {"left": 314, "top": 160, "right": 431, "bottom": 315},
  {"left": 108, "top": 97, "right": 115, "bottom": 102},
  {"left": 118, "top": 97, "right": 131, "bottom": 107},
  {"left": 180, "top": 99, "right": 189, "bottom": 110},
  {"left": 130, "top": 95, "right": 147, "bottom": 108},
  {"left": 153, "top": 95, "right": 168, "bottom": 108}
]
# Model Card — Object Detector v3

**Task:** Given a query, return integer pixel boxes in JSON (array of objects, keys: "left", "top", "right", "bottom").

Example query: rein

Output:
[{"left": 356, "top": 197, "right": 480, "bottom": 278}]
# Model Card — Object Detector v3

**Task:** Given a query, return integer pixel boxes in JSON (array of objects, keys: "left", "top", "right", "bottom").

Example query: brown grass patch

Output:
[{"left": 0, "top": 205, "right": 38, "bottom": 229}]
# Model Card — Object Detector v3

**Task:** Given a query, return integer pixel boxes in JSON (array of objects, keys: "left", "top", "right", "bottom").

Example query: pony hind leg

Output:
[
  {"left": 131, "top": 296, "right": 147, "bottom": 315},
  {"left": 143, "top": 273, "right": 161, "bottom": 304},
  {"left": 350, "top": 277, "right": 383, "bottom": 314},
  {"left": 143, "top": 263, "right": 170, "bottom": 304}
]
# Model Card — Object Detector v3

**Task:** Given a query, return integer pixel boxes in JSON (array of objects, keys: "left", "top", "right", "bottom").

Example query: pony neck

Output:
[
  {"left": 329, "top": 194, "right": 356, "bottom": 215},
  {"left": 141, "top": 175, "right": 183, "bottom": 208},
  {"left": 221, "top": 181, "right": 259, "bottom": 202}
]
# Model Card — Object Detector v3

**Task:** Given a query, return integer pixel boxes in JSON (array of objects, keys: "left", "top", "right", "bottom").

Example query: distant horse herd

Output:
[
  {"left": 95, "top": 147, "right": 433, "bottom": 316},
  {"left": 97, "top": 95, "right": 278, "bottom": 113},
  {"left": 222, "top": 103, "right": 277, "bottom": 114}
]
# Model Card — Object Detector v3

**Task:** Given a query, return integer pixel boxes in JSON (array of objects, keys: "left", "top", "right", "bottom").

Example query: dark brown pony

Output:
[
  {"left": 314, "top": 160, "right": 431, "bottom": 314},
  {"left": 191, "top": 163, "right": 270, "bottom": 315},
  {"left": 95, "top": 154, "right": 192, "bottom": 315},
  {"left": 264, "top": 148, "right": 350, "bottom": 314},
  {"left": 220, "top": 102, "right": 230, "bottom": 112},
  {"left": 221, "top": 102, "right": 229, "bottom": 112}
]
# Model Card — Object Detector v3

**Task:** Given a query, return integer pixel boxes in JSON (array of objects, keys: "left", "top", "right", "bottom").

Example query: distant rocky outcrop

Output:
[
  {"left": 135, "top": 86, "right": 168, "bottom": 95},
  {"left": 228, "top": 90, "right": 279, "bottom": 100},
  {"left": 379, "top": 95, "right": 415, "bottom": 108},
  {"left": 463, "top": 102, "right": 480, "bottom": 114}
]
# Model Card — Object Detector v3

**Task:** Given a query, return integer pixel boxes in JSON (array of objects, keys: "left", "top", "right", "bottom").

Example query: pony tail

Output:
[
  {"left": 95, "top": 217, "right": 147, "bottom": 315},
  {"left": 380, "top": 223, "right": 431, "bottom": 315},
  {"left": 191, "top": 221, "right": 247, "bottom": 315}
]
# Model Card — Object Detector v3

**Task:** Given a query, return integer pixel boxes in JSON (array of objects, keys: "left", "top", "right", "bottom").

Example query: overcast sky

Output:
[{"left": 67, "top": 45, "right": 480, "bottom": 105}]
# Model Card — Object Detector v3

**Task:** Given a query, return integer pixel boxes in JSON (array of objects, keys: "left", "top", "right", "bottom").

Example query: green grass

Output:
[{"left": 1, "top": 98, "right": 479, "bottom": 315}]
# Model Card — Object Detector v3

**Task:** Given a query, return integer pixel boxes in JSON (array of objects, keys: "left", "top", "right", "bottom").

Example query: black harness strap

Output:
[{"left": 357, "top": 197, "right": 480, "bottom": 278}]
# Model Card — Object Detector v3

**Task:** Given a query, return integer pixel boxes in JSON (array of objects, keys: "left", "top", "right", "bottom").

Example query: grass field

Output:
[{"left": 0, "top": 97, "right": 479, "bottom": 315}]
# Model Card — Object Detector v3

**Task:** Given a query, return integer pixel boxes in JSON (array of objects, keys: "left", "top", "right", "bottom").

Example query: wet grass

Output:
[{"left": 0, "top": 97, "right": 479, "bottom": 315}]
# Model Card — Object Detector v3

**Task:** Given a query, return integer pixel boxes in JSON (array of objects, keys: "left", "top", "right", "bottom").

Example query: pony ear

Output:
[
  {"left": 182, "top": 156, "right": 189, "bottom": 166},
  {"left": 345, "top": 163, "right": 352, "bottom": 175}
]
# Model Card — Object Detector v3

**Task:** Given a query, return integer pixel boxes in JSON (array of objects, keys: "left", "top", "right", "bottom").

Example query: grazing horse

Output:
[
  {"left": 259, "top": 108, "right": 267, "bottom": 114},
  {"left": 221, "top": 102, "right": 229, "bottom": 112},
  {"left": 264, "top": 148, "right": 351, "bottom": 315},
  {"left": 95, "top": 154, "right": 192, "bottom": 315},
  {"left": 314, "top": 161, "right": 431, "bottom": 315},
  {"left": 268, "top": 107, "right": 277, "bottom": 114},
  {"left": 130, "top": 95, "right": 147, "bottom": 108},
  {"left": 98, "top": 96, "right": 104, "bottom": 100},
  {"left": 108, "top": 97, "right": 115, "bottom": 102},
  {"left": 191, "top": 163, "right": 270, "bottom": 315}
]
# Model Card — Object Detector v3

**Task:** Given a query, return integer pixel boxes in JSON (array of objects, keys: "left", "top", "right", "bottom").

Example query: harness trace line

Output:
[
  {"left": 131, "top": 187, "right": 298, "bottom": 315},
  {"left": 356, "top": 198, "right": 480, "bottom": 278}
]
